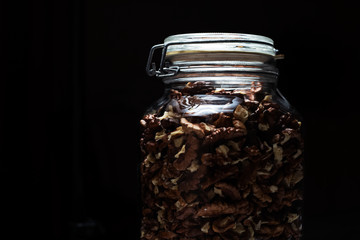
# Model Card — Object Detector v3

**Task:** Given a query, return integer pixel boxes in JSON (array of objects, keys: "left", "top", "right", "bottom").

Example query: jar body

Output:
[{"left": 140, "top": 34, "right": 303, "bottom": 240}]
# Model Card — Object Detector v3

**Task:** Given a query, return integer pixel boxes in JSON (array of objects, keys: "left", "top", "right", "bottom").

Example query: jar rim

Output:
[
  {"left": 165, "top": 32, "right": 274, "bottom": 45},
  {"left": 164, "top": 32, "right": 276, "bottom": 57}
]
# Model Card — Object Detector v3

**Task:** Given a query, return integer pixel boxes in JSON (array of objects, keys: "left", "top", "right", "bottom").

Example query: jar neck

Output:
[{"left": 162, "top": 52, "right": 279, "bottom": 93}]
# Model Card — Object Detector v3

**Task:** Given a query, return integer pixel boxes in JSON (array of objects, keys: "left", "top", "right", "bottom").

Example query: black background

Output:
[{"left": 2, "top": 0, "right": 360, "bottom": 239}]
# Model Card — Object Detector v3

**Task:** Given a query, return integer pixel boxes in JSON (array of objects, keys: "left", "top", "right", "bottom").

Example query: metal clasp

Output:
[{"left": 146, "top": 44, "right": 180, "bottom": 78}]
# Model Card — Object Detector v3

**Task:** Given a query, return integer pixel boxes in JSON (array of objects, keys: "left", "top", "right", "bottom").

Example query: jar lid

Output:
[
  {"left": 164, "top": 33, "right": 276, "bottom": 57},
  {"left": 146, "top": 32, "right": 278, "bottom": 77}
]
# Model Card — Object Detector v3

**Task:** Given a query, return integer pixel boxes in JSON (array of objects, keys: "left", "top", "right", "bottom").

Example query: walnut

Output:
[
  {"left": 262, "top": 94, "right": 272, "bottom": 102},
  {"left": 293, "top": 149, "right": 302, "bottom": 159},
  {"left": 287, "top": 213, "right": 299, "bottom": 223},
  {"left": 153, "top": 185, "right": 159, "bottom": 195},
  {"left": 196, "top": 201, "right": 249, "bottom": 217},
  {"left": 181, "top": 118, "right": 205, "bottom": 138},
  {"left": 206, "top": 188, "right": 216, "bottom": 201},
  {"left": 213, "top": 112, "right": 233, "bottom": 127},
  {"left": 148, "top": 161, "right": 162, "bottom": 174},
  {"left": 232, "top": 222, "right": 246, "bottom": 235},
  {"left": 248, "top": 225, "right": 255, "bottom": 240},
  {"left": 227, "top": 140, "right": 241, "bottom": 151},
  {"left": 168, "top": 126, "right": 184, "bottom": 141},
  {"left": 175, "top": 206, "right": 197, "bottom": 220},
  {"left": 212, "top": 216, "right": 236, "bottom": 233},
  {"left": 140, "top": 119, "right": 147, "bottom": 127},
  {"left": 181, "top": 218, "right": 200, "bottom": 229},
  {"left": 182, "top": 192, "right": 198, "bottom": 204},
  {"left": 269, "top": 185, "right": 278, "bottom": 193},
  {"left": 145, "top": 141, "right": 157, "bottom": 153},
  {"left": 158, "top": 107, "right": 179, "bottom": 120},
  {"left": 203, "top": 127, "right": 247, "bottom": 146},
  {"left": 141, "top": 229, "right": 155, "bottom": 240},
  {"left": 174, "top": 144, "right": 186, "bottom": 158},
  {"left": 284, "top": 168, "right": 304, "bottom": 187},
  {"left": 284, "top": 223, "right": 302, "bottom": 239},
  {"left": 262, "top": 141, "right": 272, "bottom": 153},
  {"left": 155, "top": 130, "right": 167, "bottom": 141},
  {"left": 258, "top": 122, "right": 270, "bottom": 131},
  {"left": 201, "top": 222, "right": 211, "bottom": 233},
  {"left": 273, "top": 128, "right": 301, "bottom": 146},
  {"left": 273, "top": 143, "right": 283, "bottom": 164},
  {"left": 214, "top": 182, "right": 242, "bottom": 200},
  {"left": 142, "top": 114, "right": 161, "bottom": 130},
  {"left": 252, "top": 184, "right": 272, "bottom": 203},
  {"left": 178, "top": 165, "right": 207, "bottom": 192},
  {"left": 173, "top": 135, "right": 200, "bottom": 171},
  {"left": 241, "top": 186, "right": 251, "bottom": 199},
  {"left": 200, "top": 153, "right": 215, "bottom": 166},
  {"left": 280, "top": 130, "right": 292, "bottom": 145},
  {"left": 233, "top": 105, "right": 249, "bottom": 122},
  {"left": 157, "top": 209, "right": 166, "bottom": 226},
  {"left": 174, "top": 198, "right": 187, "bottom": 210},
  {"left": 244, "top": 145, "right": 260, "bottom": 157},
  {"left": 216, "top": 144, "right": 230, "bottom": 158},
  {"left": 199, "top": 122, "right": 216, "bottom": 134},
  {"left": 184, "top": 228, "right": 204, "bottom": 238},
  {"left": 231, "top": 156, "right": 249, "bottom": 165},
  {"left": 178, "top": 174, "right": 201, "bottom": 193},
  {"left": 158, "top": 230, "right": 178, "bottom": 239},
  {"left": 292, "top": 169, "right": 304, "bottom": 186},
  {"left": 214, "top": 186, "right": 224, "bottom": 197},
  {"left": 187, "top": 160, "right": 200, "bottom": 173},
  {"left": 262, "top": 105, "right": 282, "bottom": 128},
  {"left": 254, "top": 220, "right": 264, "bottom": 231},
  {"left": 232, "top": 119, "right": 247, "bottom": 131},
  {"left": 173, "top": 136, "right": 184, "bottom": 148},
  {"left": 143, "top": 153, "right": 156, "bottom": 168},
  {"left": 161, "top": 117, "right": 180, "bottom": 131},
  {"left": 279, "top": 112, "right": 302, "bottom": 130},
  {"left": 259, "top": 225, "right": 285, "bottom": 238},
  {"left": 201, "top": 165, "right": 239, "bottom": 189},
  {"left": 155, "top": 152, "right": 161, "bottom": 159}
]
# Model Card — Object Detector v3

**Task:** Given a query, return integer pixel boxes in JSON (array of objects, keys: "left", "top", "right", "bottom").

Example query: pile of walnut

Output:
[{"left": 140, "top": 82, "right": 304, "bottom": 240}]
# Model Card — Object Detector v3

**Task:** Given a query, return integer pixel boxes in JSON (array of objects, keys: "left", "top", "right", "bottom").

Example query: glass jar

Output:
[{"left": 140, "top": 33, "right": 304, "bottom": 240}]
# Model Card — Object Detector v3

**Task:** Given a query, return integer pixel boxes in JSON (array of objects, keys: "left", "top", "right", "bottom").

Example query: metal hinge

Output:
[{"left": 145, "top": 44, "right": 180, "bottom": 78}]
